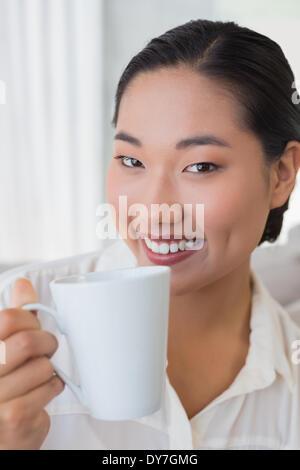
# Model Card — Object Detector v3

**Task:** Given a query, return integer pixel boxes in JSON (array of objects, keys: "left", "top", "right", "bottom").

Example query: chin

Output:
[{"left": 169, "top": 275, "right": 193, "bottom": 297}]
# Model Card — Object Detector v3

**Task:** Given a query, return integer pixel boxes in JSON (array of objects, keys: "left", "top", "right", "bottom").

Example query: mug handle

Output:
[{"left": 21, "top": 302, "right": 86, "bottom": 407}]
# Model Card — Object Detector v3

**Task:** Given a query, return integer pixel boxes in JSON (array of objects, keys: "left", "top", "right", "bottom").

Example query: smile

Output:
[
  {"left": 144, "top": 236, "right": 204, "bottom": 254},
  {"left": 140, "top": 236, "right": 206, "bottom": 266}
]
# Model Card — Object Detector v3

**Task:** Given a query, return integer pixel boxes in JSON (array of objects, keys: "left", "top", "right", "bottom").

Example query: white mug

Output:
[{"left": 21, "top": 265, "right": 171, "bottom": 421}]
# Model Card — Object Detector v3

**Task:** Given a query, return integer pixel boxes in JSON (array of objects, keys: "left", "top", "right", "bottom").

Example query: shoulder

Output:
[
  {"left": 267, "top": 290, "right": 300, "bottom": 405},
  {"left": 250, "top": 272, "right": 300, "bottom": 446},
  {"left": 0, "top": 238, "right": 137, "bottom": 311},
  {"left": 273, "top": 305, "right": 300, "bottom": 447},
  {"left": 270, "top": 289, "right": 300, "bottom": 362},
  {"left": 278, "top": 303, "right": 300, "bottom": 384},
  {"left": 251, "top": 269, "right": 300, "bottom": 393},
  {"left": 266, "top": 284, "right": 300, "bottom": 367},
  {"left": 285, "top": 300, "right": 300, "bottom": 330},
  {"left": 0, "top": 249, "right": 100, "bottom": 311}
]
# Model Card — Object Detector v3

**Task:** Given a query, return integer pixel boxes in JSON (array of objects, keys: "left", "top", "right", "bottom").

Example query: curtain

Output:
[{"left": 0, "top": 0, "right": 105, "bottom": 263}]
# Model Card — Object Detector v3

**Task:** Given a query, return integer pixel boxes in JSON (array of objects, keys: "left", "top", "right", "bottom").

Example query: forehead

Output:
[{"left": 116, "top": 66, "right": 244, "bottom": 146}]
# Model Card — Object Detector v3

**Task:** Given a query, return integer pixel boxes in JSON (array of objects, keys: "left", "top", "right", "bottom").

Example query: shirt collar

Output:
[{"left": 248, "top": 268, "right": 297, "bottom": 394}]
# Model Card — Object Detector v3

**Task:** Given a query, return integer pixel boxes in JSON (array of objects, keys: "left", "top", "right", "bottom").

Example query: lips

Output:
[{"left": 140, "top": 237, "right": 206, "bottom": 266}]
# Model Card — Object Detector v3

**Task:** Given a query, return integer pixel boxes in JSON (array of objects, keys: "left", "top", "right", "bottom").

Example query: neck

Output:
[{"left": 167, "top": 262, "right": 253, "bottom": 360}]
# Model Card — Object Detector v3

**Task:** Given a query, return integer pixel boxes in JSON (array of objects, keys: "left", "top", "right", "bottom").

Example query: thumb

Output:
[{"left": 10, "top": 278, "right": 39, "bottom": 316}]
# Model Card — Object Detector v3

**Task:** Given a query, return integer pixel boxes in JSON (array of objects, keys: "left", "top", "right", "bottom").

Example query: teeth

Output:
[
  {"left": 151, "top": 241, "right": 159, "bottom": 253},
  {"left": 169, "top": 242, "right": 179, "bottom": 253},
  {"left": 159, "top": 243, "right": 169, "bottom": 255},
  {"left": 178, "top": 240, "right": 185, "bottom": 251},
  {"left": 143, "top": 236, "right": 204, "bottom": 254},
  {"left": 185, "top": 240, "right": 195, "bottom": 249},
  {"left": 145, "top": 237, "right": 152, "bottom": 249}
]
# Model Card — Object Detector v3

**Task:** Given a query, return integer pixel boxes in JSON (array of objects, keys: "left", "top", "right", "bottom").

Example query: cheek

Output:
[
  {"left": 106, "top": 165, "right": 142, "bottom": 238},
  {"left": 201, "top": 172, "right": 268, "bottom": 247},
  {"left": 106, "top": 164, "right": 131, "bottom": 212},
  {"left": 106, "top": 164, "right": 140, "bottom": 204}
]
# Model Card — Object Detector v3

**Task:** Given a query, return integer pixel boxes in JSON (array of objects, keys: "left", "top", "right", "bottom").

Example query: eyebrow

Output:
[{"left": 114, "top": 131, "right": 231, "bottom": 149}]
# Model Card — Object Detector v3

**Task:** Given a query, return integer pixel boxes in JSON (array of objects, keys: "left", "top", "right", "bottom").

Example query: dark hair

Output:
[{"left": 111, "top": 19, "right": 300, "bottom": 246}]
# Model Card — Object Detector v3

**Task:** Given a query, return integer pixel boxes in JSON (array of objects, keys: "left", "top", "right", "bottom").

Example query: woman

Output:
[{"left": 0, "top": 18, "right": 300, "bottom": 450}]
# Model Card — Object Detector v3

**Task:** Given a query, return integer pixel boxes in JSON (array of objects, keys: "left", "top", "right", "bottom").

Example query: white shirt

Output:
[{"left": 0, "top": 238, "right": 300, "bottom": 450}]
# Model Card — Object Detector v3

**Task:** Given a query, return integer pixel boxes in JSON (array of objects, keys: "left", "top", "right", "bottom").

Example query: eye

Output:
[
  {"left": 113, "top": 155, "right": 144, "bottom": 168},
  {"left": 113, "top": 156, "right": 219, "bottom": 173},
  {"left": 184, "top": 162, "right": 218, "bottom": 173}
]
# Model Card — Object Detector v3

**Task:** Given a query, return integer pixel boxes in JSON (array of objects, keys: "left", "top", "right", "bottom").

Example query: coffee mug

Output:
[{"left": 21, "top": 265, "right": 171, "bottom": 421}]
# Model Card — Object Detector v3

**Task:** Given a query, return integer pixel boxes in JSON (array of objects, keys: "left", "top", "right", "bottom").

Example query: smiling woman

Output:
[
  {"left": 104, "top": 18, "right": 300, "bottom": 448},
  {"left": 2, "top": 17, "right": 300, "bottom": 451},
  {"left": 106, "top": 19, "right": 300, "bottom": 283}
]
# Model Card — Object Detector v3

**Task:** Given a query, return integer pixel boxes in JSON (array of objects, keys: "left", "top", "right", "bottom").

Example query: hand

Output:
[{"left": 0, "top": 278, "right": 65, "bottom": 449}]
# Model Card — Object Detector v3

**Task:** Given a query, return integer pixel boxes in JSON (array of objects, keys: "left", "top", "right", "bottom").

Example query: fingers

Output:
[
  {"left": 0, "top": 356, "right": 58, "bottom": 402},
  {"left": 0, "top": 375, "right": 65, "bottom": 425},
  {"left": 0, "top": 329, "right": 59, "bottom": 377},
  {"left": 26, "top": 375, "right": 65, "bottom": 411},
  {"left": 0, "top": 308, "right": 41, "bottom": 340},
  {"left": 10, "top": 278, "right": 39, "bottom": 315}
]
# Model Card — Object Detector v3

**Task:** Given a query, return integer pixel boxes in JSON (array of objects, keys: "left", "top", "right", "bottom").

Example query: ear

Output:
[{"left": 269, "top": 140, "right": 300, "bottom": 210}]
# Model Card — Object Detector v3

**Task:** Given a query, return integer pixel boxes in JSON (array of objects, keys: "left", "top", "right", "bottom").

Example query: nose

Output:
[
  {"left": 125, "top": 171, "right": 204, "bottom": 241},
  {"left": 133, "top": 175, "right": 185, "bottom": 239}
]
